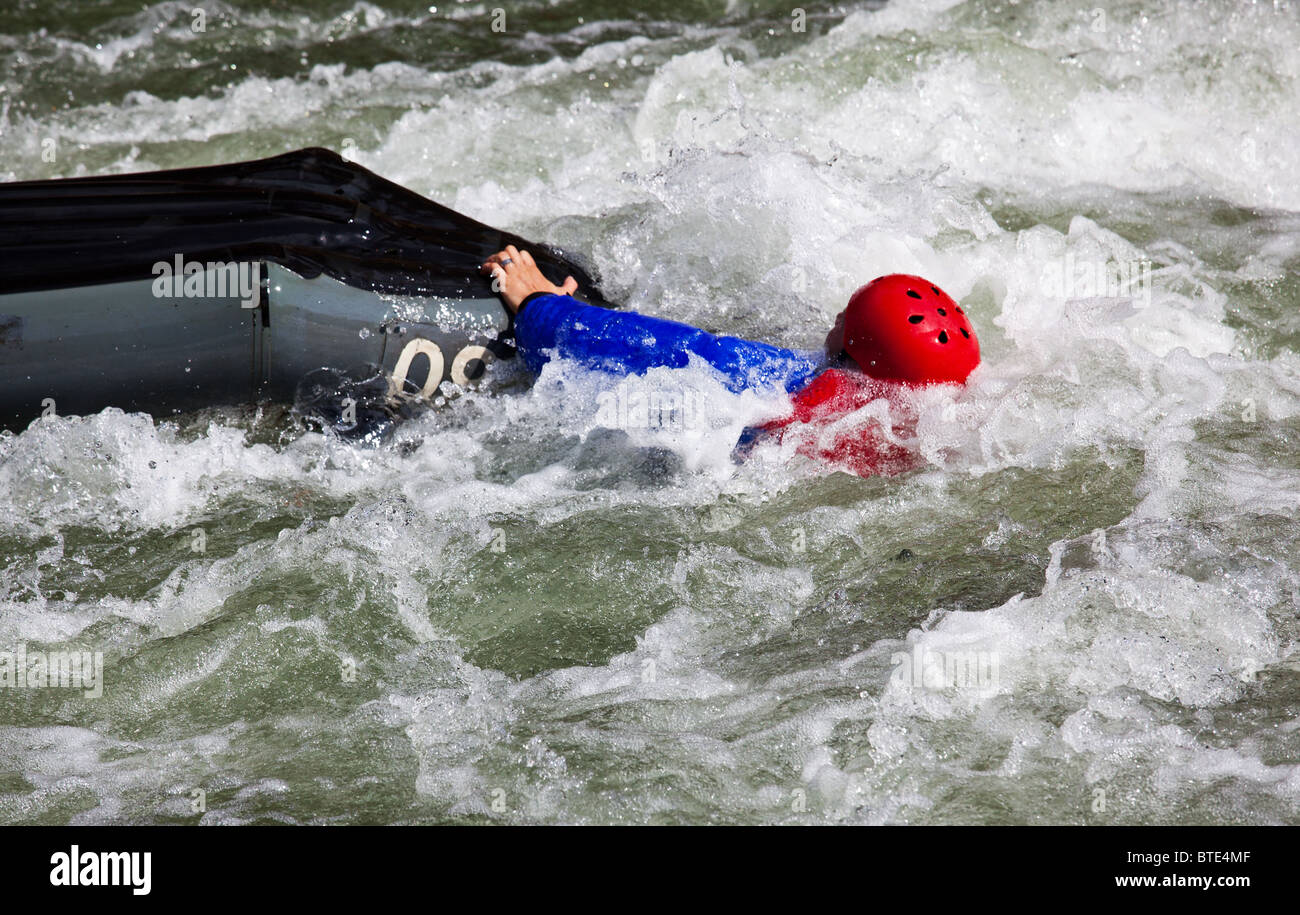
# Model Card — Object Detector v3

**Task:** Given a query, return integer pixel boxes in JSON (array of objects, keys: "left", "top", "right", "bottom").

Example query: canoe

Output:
[{"left": 0, "top": 147, "right": 609, "bottom": 434}]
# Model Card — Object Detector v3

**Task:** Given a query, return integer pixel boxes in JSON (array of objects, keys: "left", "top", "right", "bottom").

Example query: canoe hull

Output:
[
  {"left": 0, "top": 262, "right": 516, "bottom": 430},
  {"left": 0, "top": 148, "right": 608, "bottom": 432}
]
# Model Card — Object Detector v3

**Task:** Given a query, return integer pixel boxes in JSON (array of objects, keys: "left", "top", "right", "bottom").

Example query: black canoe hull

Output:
[
  {"left": 0, "top": 263, "right": 515, "bottom": 429},
  {"left": 0, "top": 148, "right": 608, "bottom": 431}
]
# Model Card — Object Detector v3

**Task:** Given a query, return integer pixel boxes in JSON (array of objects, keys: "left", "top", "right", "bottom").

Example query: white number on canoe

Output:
[
  {"left": 390, "top": 339, "right": 496, "bottom": 399},
  {"left": 450, "top": 344, "right": 492, "bottom": 386},
  {"left": 389, "top": 338, "right": 445, "bottom": 399}
]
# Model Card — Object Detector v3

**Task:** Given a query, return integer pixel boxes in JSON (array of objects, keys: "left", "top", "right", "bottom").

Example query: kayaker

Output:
[{"left": 481, "top": 245, "right": 980, "bottom": 477}]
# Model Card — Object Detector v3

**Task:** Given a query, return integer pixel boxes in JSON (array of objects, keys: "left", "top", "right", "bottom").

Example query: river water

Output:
[{"left": 2, "top": 0, "right": 1299, "bottom": 824}]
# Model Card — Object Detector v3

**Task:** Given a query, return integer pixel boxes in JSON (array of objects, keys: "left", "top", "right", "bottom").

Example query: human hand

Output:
[{"left": 480, "top": 245, "right": 578, "bottom": 313}]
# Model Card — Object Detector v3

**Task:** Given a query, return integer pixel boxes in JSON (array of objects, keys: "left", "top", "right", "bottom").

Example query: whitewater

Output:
[{"left": 1, "top": 0, "right": 1298, "bottom": 824}]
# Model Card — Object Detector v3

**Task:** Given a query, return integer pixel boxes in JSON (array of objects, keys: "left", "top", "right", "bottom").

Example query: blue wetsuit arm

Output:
[{"left": 512, "top": 294, "right": 820, "bottom": 393}]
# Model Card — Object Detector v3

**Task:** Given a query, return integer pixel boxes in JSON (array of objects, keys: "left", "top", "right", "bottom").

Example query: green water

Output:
[{"left": 2, "top": 0, "right": 1299, "bottom": 824}]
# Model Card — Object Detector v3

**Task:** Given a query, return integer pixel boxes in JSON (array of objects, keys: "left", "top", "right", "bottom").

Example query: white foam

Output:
[{"left": 4, "top": 0, "right": 1300, "bottom": 825}]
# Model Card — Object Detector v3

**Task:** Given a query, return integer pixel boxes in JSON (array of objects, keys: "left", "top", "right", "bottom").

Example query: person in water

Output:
[{"left": 481, "top": 245, "right": 980, "bottom": 477}]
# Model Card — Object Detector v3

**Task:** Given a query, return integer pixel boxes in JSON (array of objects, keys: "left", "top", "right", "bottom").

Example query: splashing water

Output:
[{"left": 2, "top": 0, "right": 1299, "bottom": 824}]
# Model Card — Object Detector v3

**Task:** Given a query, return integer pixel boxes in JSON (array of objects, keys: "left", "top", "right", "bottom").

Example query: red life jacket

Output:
[
  {"left": 758, "top": 274, "right": 979, "bottom": 477},
  {"left": 759, "top": 367, "right": 921, "bottom": 478}
]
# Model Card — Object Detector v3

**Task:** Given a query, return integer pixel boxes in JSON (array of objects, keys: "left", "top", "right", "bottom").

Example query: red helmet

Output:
[{"left": 829, "top": 274, "right": 979, "bottom": 385}]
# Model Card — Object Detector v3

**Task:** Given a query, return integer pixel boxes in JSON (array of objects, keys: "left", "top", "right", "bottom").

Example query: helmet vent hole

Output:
[
  {"left": 906, "top": 289, "right": 921, "bottom": 299},
  {"left": 955, "top": 306, "right": 964, "bottom": 314},
  {"left": 960, "top": 328, "right": 970, "bottom": 339},
  {"left": 908, "top": 314, "right": 924, "bottom": 324},
  {"left": 938, "top": 331, "right": 949, "bottom": 344},
  {"left": 937, "top": 307, "right": 947, "bottom": 316},
  {"left": 931, "top": 286, "right": 941, "bottom": 296}
]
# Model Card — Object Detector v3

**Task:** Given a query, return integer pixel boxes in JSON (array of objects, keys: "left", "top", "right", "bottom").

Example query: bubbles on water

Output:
[{"left": 3, "top": 0, "right": 1300, "bottom": 825}]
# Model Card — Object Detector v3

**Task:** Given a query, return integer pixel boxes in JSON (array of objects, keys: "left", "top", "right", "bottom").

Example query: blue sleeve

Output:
[{"left": 512, "top": 294, "right": 820, "bottom": 394}]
